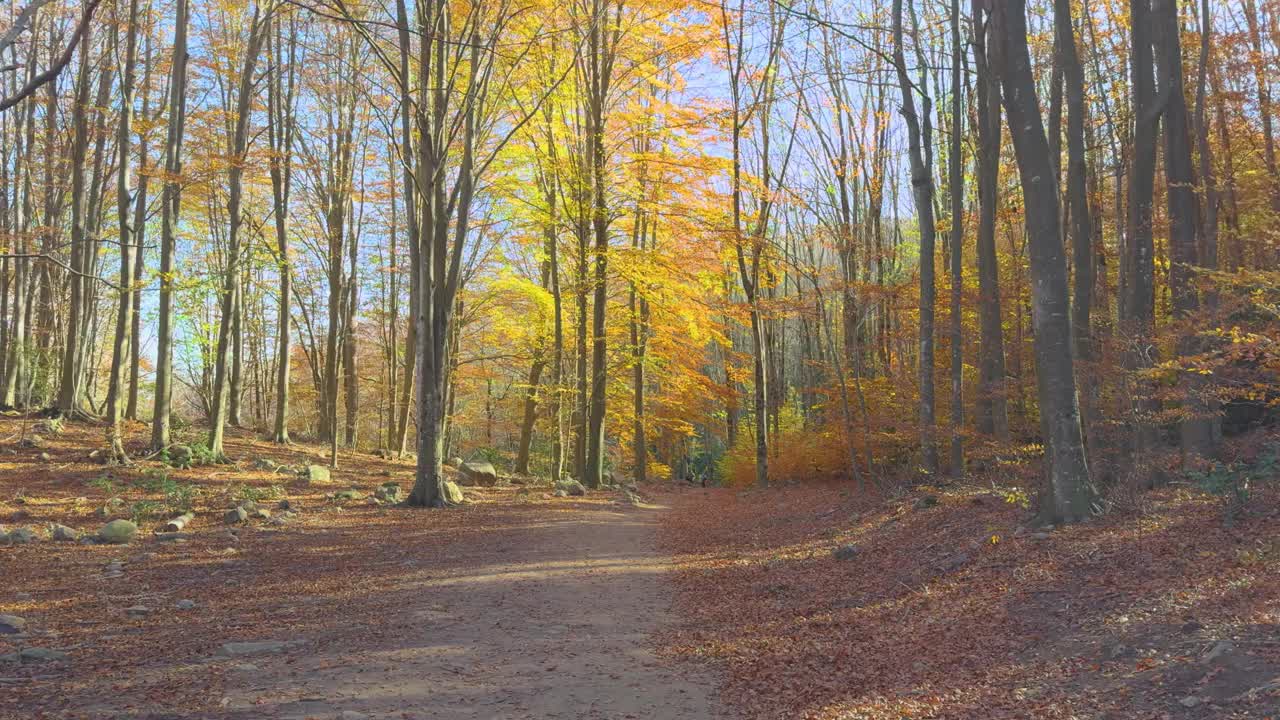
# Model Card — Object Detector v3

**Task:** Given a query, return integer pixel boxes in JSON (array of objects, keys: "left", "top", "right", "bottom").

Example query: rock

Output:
[
  {"left": 447, "top": 457, "right": 463, "bottom": 468},
  {"left": 1203, "top": 640, "right": 1236, "bottom": 663},
  {"left": 17, "top": 647, "right": 68, "bottom": 662},
  {"left": 7, "top": 527, "right": 37, "bottom": 544},
  {"left": 554, "top": 489, "right": 568, "bottom": 498},
  {"left": 238, "top": 499, "right": 259, "bottom": 513},
  {"left": 35, "top": 417, "right": 63, "bottom": 435},
  {"left": 168, "top": 445, "right": 193, "bottom": 466},
  {"left": 306, "top": 465, "right": 331, "bottom": 484},
  {"left": 39, "top": 452, "right": 51, "bottom": 462},
  {"left": 912, "top": 494, "right": 939, "bottom": 510},
  {"left": 18, "top": 434, "right": 43, "bottom": 448},
  {"left": 224, "top": 507, "right": 249, "bottom": 525},
  {"left": 0, "top": 614, "right": 26, "bottom": 634},
  {"left": 50, "top": 524, "right": 80, "bottom": 542},
  {"left": 1179, "top": 696, "right": 1201, "bottom": 708},
  {"left": 1030, "top": 532, "right": 1052, "bottom": 541},
  {"left": 442, "top": 480, "right": 465, "bottom": 505},
  {"left": 175, "top": 599, "right": 196, "bottom": 611},
  {"left": 13, "top": 592, "right": 31, "bottom": 602},
  {"left": 278, "top": 499, "right": 294, "bottom": 511},
  {"left": 250, "top": 508, "right": 271, "bottom": 520},
  {"left": 459, "top": 461, "right": 499, "bottom": 487},
  {"left": 154, "top": 532, "right": 192, "bottom": 542},
  {"left": 832, "top": 544, "right": 860, "bottom": 561},
  {"left": 333, "top": 489, "right": 363, "bottom": 501},
  {"left": 375, "top": 483, "right": 401, "bottom": 503},
  {"left": 555, "top": 479, "right": 586, "bottom": 497},
  {"left": 1181, "top": 620, "right": 1204, "bottom": 634},
  {"left": 220, "top": 640, "right": 294, "bottom": 656},
  {"left": 124, "top": 605, "right": 151, "bottom": 618},
  {"left": 253, "top": 458, "right": 278, "bottom": 471}
]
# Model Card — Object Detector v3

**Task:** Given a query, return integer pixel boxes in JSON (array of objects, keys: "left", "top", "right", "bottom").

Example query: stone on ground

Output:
[
  {"left": 555, "top": 478, "right": 586, "bottom": 497},
  {"left": 50, "top": 523, "right": 80, "bottom": 541},
  {"left": 0, "top": 614, "right": 26, "bottom": 634},
  {"left": 224, "top": 507, "right": 249, "bottom": 524},
  {"left": 459, "top": 461, "right": 499, "bottom": 487},
  {"left": 306, "top": 465, "right": 331, "bottom": 484},
  {"left": 443, "top": 480, "right": 465, "bottom": 504},
  {"left": 98, "top": 519, "right": 138, "bottom": 544}
]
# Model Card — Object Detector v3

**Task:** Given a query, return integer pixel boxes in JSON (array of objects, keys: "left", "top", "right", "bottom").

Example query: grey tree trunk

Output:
[
  {"left": 892, "top": 0, "right": 938, "bottom": 476},
  {"left": 208, "top": 5, "right": 267, "bottom": 459},
  {"left": 992, "top": 0, "right": 1096, "bottom": 524},
  {"left": 947, "top": 0, "right": 963, "bottom": 475},
  {"left": 151, "top": 0, "right": 188, "bottom": 450},
  {"left": 107, "top": 0, "right": 141, "bottom": 464}
]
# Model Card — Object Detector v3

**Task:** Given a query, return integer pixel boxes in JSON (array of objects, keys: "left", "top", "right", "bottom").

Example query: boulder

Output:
[
  {"left": 442, "top": 480, "right": 465, "bottom": 505},
  {"left": 224, "top": 507, "right": 249, "bottom": 525},
  {"left": 168, "top": 445, "right": 193, "bottom": 466},
  {"left": 832, "top": 544, "right": 859, "bottom": 561},
  {"left": 375, "top": 483, "right": 402, "bottom": 503},
  {"left": 253, "top": 458, "right": 278, "bottom": 471},
  {"left": 446, "top": 457, "right": 464, "bottom": 468},
  {"left": 35, "top": 417, "right": 64, "bottom": 435},
  {"left": 124, "top": 605, "right": 152, "bottom": 619},
  {"left": 7, "top": 527, "right": 37, "bottom": 544},
  {"left": 98, "top": 519, "right": 138, "bottom": 544},
  {"left": 18, "top": 434, "right": 43, "bottom": 448},
  {"left": 555, "top": 479, "right": 586, "bottom": 497},
  {"left": 175, "top": 599, "right": 197, "bottom": 611},
  {"left": 306, "top": 465, "right": 331, "bottom": 484},
  {"left": 50, "top": 524, "right": 80, "bottom": 542},
  {"left": 913, "top": 494, "right": 939, "bottom": 510},
  {"left": 333, "top": 489, "right": 363, "bottom": 501},
  {"left": 0, "top": 614, "right": 26, "bottom": 634},
  {"left": 250, "top": 508, "right": 271, "bottom": 520},
  {"left": 16, "top": 647, "right": 67, "bottom": 662},
  {"left": 459, "top": 461, "right": 499, "bottom": 487}
]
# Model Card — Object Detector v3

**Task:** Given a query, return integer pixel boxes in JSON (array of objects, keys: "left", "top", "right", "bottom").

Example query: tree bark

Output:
[{"left": 991, "top": 0, "right": 1096, "bottom": 524}]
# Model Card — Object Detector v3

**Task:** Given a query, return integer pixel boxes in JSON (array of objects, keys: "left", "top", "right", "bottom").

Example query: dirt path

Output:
[{"left": 219, "top": 500, "right": 725, "bottom": 720}]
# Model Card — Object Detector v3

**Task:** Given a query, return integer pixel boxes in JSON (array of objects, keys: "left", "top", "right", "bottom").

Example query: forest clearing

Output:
[{"left": 2, "top": 0, "right": 1280, "bottom": 716}]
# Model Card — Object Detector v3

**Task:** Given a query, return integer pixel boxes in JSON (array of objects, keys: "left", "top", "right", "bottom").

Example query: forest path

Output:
[{"left": 220, "top": 497, "right": 725, "bottom": 720}]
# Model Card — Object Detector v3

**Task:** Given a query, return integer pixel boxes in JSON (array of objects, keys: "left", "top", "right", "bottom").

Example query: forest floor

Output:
[
  {"left": 0, "top": 415, "right": 723, "bottom": 720},
  {"left": 659, "top": 441, "right": 1280, "bottom": 719},
  {"left": 1, "top": 413, "right": 1278, "bottom": 720}
]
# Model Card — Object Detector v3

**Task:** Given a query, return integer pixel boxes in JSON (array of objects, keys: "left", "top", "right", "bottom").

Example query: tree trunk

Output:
[
  {"left": 971, "top": 0, "right": 1009, "bottom": 441},
  {"left": 893, "top": 0, "right": 938, "bottom": 476},
  {"left": 151, "top": 0, "right": 188, "bottom": 450},
  {"left": 991, "top": 0, "right": 1096, "bottom": 524}
]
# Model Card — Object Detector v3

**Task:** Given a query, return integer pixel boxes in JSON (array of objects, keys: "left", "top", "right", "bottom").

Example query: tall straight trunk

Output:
[
  {"left": 630, "top": 211, "right": 649, "bottom": 485},
  {"left": 56, "top": 17, "right": 96, "bottom": 416},
  {"left": 1195, "top": 0, "right": 1218, "bottom": 284},
  {"left": 3, "top": 44, "right": 37, "bottom": 409},
  {"left": 1122, "top": 0, "right": 1159, "bottom": 477},
  {"left": 947, "top": 0, "right": 963, "bottom": 475},
  {"left": 151, "top": 0, "right": 188, "bottom": 450},
  {"left": 992, "top": 0, "right": 1095, "bottom": 524},
  {"left": 208, "top": 5, "right": 267, "bottom": 459},
  {"left": 1154, "top": 0, "right": 1215, "bottom": 460},
  {"left": 1054, "top": 0, "right": 1095, "bottom": 447},
  {"left": 268, "top": 15, "right": 296, "bottom": 443},
  {"left": 971, "top": 0, "right": 1008, "bottom": 441},
  {"left": 892, "top": 0, "right": 938, "bottom": 476},
  {"left": 392, "top": 0, "right": 418, "bottom": 458},
  {"left": 107, "top": 0, "right": 141, "bottom": 463},
  {"left": 126, "top": 27, "right": 153, "bottom": 422}
]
